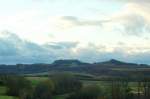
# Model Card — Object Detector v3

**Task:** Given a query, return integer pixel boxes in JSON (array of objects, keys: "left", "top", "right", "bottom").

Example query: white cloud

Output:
[
  {"left": 0, "top": 32, "right": 150, "bottom": 64},
  {"left": 0, "top": 0, "right": 150, "bottom": 64},
  {"left": 105, "top": 2, "right": 150, "bottom": 36}
]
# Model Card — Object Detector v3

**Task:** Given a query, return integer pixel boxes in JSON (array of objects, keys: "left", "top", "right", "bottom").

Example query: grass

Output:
[
  {"left": 26, "top": 76, "right": 49, "bottom": 86},
  {"left": 53, "top": 94, "right": 69, "bottom": 99},
  {"left": 26, "top": 76, "right": 140, "bottom": 92},
  {"left": 25, "top": 76, "right": 142, "bottom": 99},
  {"left": 53, "top": 95, "right": 66, "bottom": 99},
  {"left": 0, "top": 96, "right": 18, "bottom": 99},
  {"left": 0, "top": 86, "right": 7, "bottom": 95}
]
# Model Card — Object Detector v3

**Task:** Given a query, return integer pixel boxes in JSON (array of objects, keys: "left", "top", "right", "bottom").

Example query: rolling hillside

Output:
[{"left": 0, "top": 59, "right": 150, "bottom": 78}]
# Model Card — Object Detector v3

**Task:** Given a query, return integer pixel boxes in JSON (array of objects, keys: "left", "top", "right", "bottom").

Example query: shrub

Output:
[
  {"left": 32, "top": 80, "right": 54, "bottom": 99},
  {"left": 67, "top": 85, "right": 104, "bottom": 99},
  {"left": 51, "top": 73, "right": 82, "bottom": 94},
  {"left": 5, "top": 76, "right": 32, "bottom": 97}
]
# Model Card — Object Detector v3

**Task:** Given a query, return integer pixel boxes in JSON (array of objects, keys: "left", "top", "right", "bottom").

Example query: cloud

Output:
[
  {"left": 112, "top": 14, "right": 146, "bottom": 36},
  {"left": 61, "top": 16, "right": 109, "bottom": 27},
  {"left": 0, "top": 31, "right": 55, "bottom": 64},
  {"left": 51, "top": 16, "right": 110, "bottom": 30},
  {"left": 112, "top": 0, "right": 150, "bottom": 3},
  {"left": 124, "top": 0, "right": 150, "bottom": 3},
  {"left": 0, "top": 31, "right": 80, "bottom": 64},
  {"left": 45, "top": 41, "right": 78, "bottom": 49},
  {"left": 105, "top": 2, "right": 150, "bottom": 36},
  {"left": 49, "top": 1, "right": 150, "bottom": 37},
  {"left": 73, "top": 43, "right": 150, "bottom": 64},
  {"left": 1, "top": 31, "right": 150, "bottom": 64}
]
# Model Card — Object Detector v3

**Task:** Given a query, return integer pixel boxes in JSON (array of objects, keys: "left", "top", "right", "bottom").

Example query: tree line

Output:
[{"left": 0, "top": 74, "right": 150, "bottom": 99}]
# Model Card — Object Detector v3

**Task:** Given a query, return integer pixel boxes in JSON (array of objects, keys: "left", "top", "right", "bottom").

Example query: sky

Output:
[{"left": 0, "top": 0, "right": 150, "bottom": 64}]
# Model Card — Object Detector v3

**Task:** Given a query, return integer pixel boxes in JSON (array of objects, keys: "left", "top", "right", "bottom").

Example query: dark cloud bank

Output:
[{"left": 0, "top": 32, "right": 150, "bottom": 64}]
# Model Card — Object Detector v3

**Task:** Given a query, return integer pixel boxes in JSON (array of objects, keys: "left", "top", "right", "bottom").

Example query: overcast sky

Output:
[{"left": 0, "top": 0, "right": 150, "bottom": 64}]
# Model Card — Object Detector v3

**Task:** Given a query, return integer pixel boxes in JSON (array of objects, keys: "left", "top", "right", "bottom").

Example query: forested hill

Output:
[{"left": 0, "top": 59, "right": 150, "bottom": 77}]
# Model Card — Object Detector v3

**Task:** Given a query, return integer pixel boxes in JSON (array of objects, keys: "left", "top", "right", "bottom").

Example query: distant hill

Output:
[
  {"left": 0, "top": 59, "right": 150, "bottom": 78},
  {"left": 95, "top": 59, "right": 149, "bottom": 68},
  {"left": 52, "top": 59, "right": 89, "bottom": 67},
  {"left": 100, "top": 59, "right": 131, "bottom": 65}
]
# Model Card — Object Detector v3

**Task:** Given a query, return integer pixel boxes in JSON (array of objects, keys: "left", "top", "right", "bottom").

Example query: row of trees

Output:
[
  {"left": 0, "top": 74, "right": 150, "bottom": 99},
  {"left": 0, "top": 74, "right": 83, "bottom": 99}
]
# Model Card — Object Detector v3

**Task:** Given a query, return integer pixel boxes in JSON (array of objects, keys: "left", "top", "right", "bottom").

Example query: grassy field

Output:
[
  {"left": 26, "top": 76, "right": 140, "bottom": 95},
  {"left": 0, "top": 96, "right": 18, "bottom": 99},
  {"left": 53, "top": 95, "right": 68, "bottom": 99},
  {"left": 26, "top": 76, "right": 140, "bottom": 91},
  {"left": 26, "top": 76, "right": 49, "bottom": 86}
]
